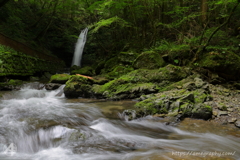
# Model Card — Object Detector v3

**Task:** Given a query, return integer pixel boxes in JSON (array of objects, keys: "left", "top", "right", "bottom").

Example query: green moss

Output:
[
  {"left": 133, "top": 51, "right": 166, "bottom": 69},
  {"left": 118, "top": 52, "right": 138, "bottom": 64},
  {"left": 71, "top": 66, "right": 95, "bottom": 76},
  {"left": 103, "top": 57, "right": 120, "bottom": 73},
  {"left": 49, "top": 74, "right": 71, "bottom": 84},
  {"left": 64, "top": 75, "right": 94, "bottom": 98},
  {"left": 95, "top": 77, "right": 158, "bottom": 99},
  {"left": 8, "top": 79, "right": 23, "bottom": 85},
  {"left": 0, "top": 44, "right": 65, "bottom": 77},
  {"left": 106, "top": 66, "right": 134, "bottom": 79},
  {"left": 199, "top": 51, "right": 240, "bottom": 80}
]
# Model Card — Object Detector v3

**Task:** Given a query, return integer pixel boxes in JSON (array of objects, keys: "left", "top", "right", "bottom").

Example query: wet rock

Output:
[
  {"left": 121, "top": 110, "right": 136, "bottom": 121},
  {"left": 45, "top": 83, "right": 62, "bottom": 90},
  {"left": 69, "top": 131, "right": 85, "bottom": 141}
]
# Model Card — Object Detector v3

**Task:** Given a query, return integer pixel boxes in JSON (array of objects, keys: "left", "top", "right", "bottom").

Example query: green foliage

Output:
[
  {"left": 0, "top": 0, "right": 239, "bottom": 65},
  {"left": 90, "top": 16, "right": 130, "bottom": 33}
]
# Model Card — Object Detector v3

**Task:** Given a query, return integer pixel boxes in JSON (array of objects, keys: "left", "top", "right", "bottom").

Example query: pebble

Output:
[
  {"left": 213, "top": 111, "right": 218, "bottom": 116},
  {"left": 235, "top": 120, "right": 240, "bottom": 128},
  {"left": 218, "top": 111, "right": 228, "bottom": 116},
  {"left": 228, "top": 118, "right": 237, "bottom": 123}
]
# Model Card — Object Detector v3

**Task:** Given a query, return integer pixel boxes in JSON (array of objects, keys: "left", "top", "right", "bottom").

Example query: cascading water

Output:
[
  {"left": 0, "top": 83, "right": 239, "bottom": 160},
  {"left": 71, "top": 28, "right": 88, "bottom": 67}
]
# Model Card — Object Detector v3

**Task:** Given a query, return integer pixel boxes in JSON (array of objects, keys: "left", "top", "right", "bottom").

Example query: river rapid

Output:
[{"left": 0, "top": 82, "right": 239, "bottom": 160}]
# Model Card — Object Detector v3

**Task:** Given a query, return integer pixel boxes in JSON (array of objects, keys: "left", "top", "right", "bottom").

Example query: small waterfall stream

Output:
[
  {"left": 71, "top": 28, "right": 88, "bottom": 67},
  {"left": 0, "top": 83, "right": 239, "bottom": 160}
]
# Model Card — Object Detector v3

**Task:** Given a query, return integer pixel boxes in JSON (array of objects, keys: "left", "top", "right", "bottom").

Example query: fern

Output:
[{"left": 90, "top": 16, "right": 130, "bottom": 33}]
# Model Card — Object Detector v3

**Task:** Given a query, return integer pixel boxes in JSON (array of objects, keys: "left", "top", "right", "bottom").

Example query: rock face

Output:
[
  {"left": 133, "top": 51, "right": 166, "bottom": 69},
  {"left": 49, "top": 74, "right": 71, "bottom": 84}
]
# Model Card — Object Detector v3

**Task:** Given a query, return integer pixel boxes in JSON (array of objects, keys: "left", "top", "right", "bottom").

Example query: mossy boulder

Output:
[
  {"left": 0, "top": 79, "right": 23, "bottom": 90},
  {"left": 92, "top": 65, "right": 189, "bottom": 100},
  {"left": 134, "top": 77, "right": 213, "bottom": 120},
  {"left": 199, "top": 51, "right": 240, "bottom": 80},
  {"left": 99, "top": 52, "right": 137, "bottom": 74},
  {"left": 118, "top": 52, "right": 138, "bottom": 64},
  {"left": 71, "top": 66, "right": 95, "bottom": 76},
  {"left": 92, "top": 81, "right": 158, "bottom": 100},
  {"left": 106, "top": 66, "right": 134, "bottom": 79},
  {"left": 64, "top": 75, "right": 94, "bottom": 98},
  {"left": 120, "top": 64, "right": 189, "bottom": 83},
  {"left": 49, "top": 74, "right": 71, "bottom": 84},
  {"left": 133, "top": 51, "right": 166, "bottom": 69}
]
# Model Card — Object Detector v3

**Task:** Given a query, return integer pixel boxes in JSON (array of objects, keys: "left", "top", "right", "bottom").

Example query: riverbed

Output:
[{"left": 0, "top": 82, "right": 239, "bottom": 160}]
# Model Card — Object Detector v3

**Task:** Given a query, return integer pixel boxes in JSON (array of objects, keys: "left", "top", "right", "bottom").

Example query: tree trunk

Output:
[{"left": 201, "top": 0, "right": 208, "bottom": 24}]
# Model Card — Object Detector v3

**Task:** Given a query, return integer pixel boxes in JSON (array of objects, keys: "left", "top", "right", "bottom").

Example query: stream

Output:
[{"left": 0, "top": 82, "right": 239, "bottom": 160}]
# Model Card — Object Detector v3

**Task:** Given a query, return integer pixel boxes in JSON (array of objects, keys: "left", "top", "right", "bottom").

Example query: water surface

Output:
[{"left": 0, "top": 82, "right": 239, "bottom": 160}]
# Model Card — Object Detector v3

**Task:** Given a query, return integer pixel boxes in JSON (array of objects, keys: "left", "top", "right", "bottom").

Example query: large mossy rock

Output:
[
  {"left": 92, "top": 64, "right": 189, "bottom": 100},
  {"left": 99, "top": 52, "right": 138, "bottom": 74},
  {"left": 118, "top": 52, "right": 138, "bottom": 64},
  {"left": 133, "top": 51, "right": 165, "bottom": 69},
  {"left": 199, "top": 51, "right": 240, "bottom": 80},
  {"left": 134, "top": 77, "right": 213, "bottom": 120},
  {"left": 49, "top": 74, "right": 71, "bottom": 84},
  {"left": 106, "top": 66, "right": 134, "bottom": 79},
  {"left": 64, "top": 75, "right": 94, "bottom": 98},
  {"left": 71, "top": 66, "right": 95, "bottom": 76}
]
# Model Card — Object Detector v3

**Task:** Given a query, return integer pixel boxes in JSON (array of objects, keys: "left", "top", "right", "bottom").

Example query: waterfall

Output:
[{"left": 71, "top": 28, "right": 88, "bottom": 67}]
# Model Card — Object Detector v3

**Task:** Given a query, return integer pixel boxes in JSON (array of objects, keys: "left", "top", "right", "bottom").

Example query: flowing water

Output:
[
  {"left": 0, "top": 83, "right": 239, "bottom": 160},
  {"left": 71, "top": 28, "right": 88, "bottom": 67}
]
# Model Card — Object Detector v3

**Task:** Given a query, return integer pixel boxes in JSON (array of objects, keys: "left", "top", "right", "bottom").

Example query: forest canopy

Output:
[{"left": 0, "top": 0, "right": 239, "bottom": 66}]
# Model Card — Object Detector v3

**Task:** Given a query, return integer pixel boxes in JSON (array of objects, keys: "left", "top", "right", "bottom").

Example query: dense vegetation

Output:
[{"left": 0, "top": 0, "right": 240, "bottom": 66}]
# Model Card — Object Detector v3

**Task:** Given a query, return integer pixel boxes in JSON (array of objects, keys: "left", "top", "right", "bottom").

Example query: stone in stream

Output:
[
  {"left": 45, "top": 83, "right": 62, "bottom": 90},
  {"left": 227, "top": 117, "right": 237, "bottom": 123},
  {"left": 235, "top": 120, "right": 240, "bottom": 128}
]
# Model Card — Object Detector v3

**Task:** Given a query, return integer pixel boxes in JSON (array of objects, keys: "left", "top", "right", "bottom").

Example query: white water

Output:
[
  {"left": 71, "top": 28, "right": 88, "bottom": 67},
  {"left": 0, "top": 83, "right": 239, "bottom": 160}
]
